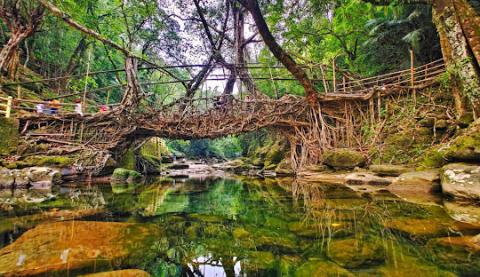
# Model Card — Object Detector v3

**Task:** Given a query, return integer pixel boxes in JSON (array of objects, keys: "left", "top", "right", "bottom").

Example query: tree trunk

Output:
[
  {"left": 432, "top": 0, "right": 480, "bottom": 117},
  {"left": 234, "top": 3, "right": 258, "bottom": 96},
  {"left": 238, "top": 0, "right": 318, "bottom": 106},
  {"left": 0, "top": 30, "right": 29, "bottom": 79},
  {"left": 121, "top": 56, "right": 143, "bottom": 110},
  {"left": 59, "top": 36, "right": 90, "bottom": 91}
]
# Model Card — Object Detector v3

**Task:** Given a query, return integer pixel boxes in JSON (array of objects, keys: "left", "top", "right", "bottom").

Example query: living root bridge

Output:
[{"left": 13, "top": 58, "right": 446, "bottom": 173}]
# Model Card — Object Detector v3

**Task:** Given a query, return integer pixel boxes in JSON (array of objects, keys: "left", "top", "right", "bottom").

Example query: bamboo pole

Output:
[
  {"left": 410, "top": 49, "right": 416, "bottom": 107},
  {"left": 332, "top": 58, "right": 337, "bottom": 93},
  {"left": 5, "top": 96, "right": 13, "bottom": 118}
]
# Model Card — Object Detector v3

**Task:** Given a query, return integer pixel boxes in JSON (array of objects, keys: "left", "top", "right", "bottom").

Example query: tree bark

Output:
[
  {"left": 233, "top": 3, "right": 259, "bottom": 96},
  {"left": 0, "top": 30, "right": 28, "bottom": 78},
  {"left": 122, "top": 56, "right": 143, "bottom": 110},
  {"left": 432, "top": 0, "right": 480, "bottom": 116},
  {"left": 0, "top": 2, "right": 45, "bottom": 79},
  {"left": 238, "top": 0, "right": 318, "bottom": 106}
]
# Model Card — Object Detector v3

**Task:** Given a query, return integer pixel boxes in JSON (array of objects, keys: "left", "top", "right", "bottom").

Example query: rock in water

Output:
[
  {"left": 0, "top": 221, "right": 161, "bottom": 276},
  {"left": 327, "top": 238, "right": 385, "bottom": 268},
  {"left": 294, "top": 260, "right": 353, "bottom": 277},
  {"left": 441, "top": 163, "right": 480, "bottom": 203},
  {"left": 111, "top": 168, "right": 143, "bottom": 184},
  {"left": 323, "top": 149, "right": 366, "bottom": 170},
  {"left": 369, "top": 164, "right": 412, "bottom": 176},
  {"left": 26, "top": 167, "right": 62, "bottom": 190}
]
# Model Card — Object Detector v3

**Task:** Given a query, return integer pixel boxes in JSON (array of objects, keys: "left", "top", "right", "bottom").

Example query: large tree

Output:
[{"left": 0, "top": 0, "right": 45, "bottom": 79}]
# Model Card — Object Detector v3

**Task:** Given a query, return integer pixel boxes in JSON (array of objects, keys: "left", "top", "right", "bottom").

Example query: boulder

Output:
[
  {"left": 369, "top": 164, "right": 412, "bottom": 176},
  {"left": 345, "top": 172, "right": 392, "bottom": 186},
  {"left": 327, "top": 238, "right": 385, "bottom": 268},
  {"left": 0, "top": 221, "right": 161, "bottom": 276},
  {"left": 0, "top": 168, "right": 14, "bottom": 188},
  {"left": 81, "top": 269, "right": 151, "bottom": 277},
  {"left": 13, "top": 169, "right": 30, "bottom": 188},
  {"left": 111, "top": 168, "right": 143, "bottom": 184},
  {"left": 26, "top": 167, "right": 61, "bottom": 190},
  {"left": 389, "top": 170, "right": 440, "bottom": 196},
  {"left": 323, "top": 149, "right": 366, "bottom": 170},
  {"left": 441, "top": 163, "right": 480, "bottom": 202}
]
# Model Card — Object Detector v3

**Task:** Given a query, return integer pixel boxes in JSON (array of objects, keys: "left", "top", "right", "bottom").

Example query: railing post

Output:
[
  {"left": 332, "top": 58, "right": 337, "bottom": 93},
  {"left": 6, "top": 96, "right": 13, "bottom": 118},
  {"left": 410, "top": 49, "right": 416, "bottom": 106}
]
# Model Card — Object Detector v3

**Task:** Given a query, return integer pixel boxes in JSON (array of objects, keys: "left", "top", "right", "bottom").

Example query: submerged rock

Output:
[
  {"left": 441, "top": 163, "right": 480, "bottom": 202},
  {"left": 427, "top": 235, "right": 480, "bottom": 276},
  {"left": 374, "top": 255, "right": 456, "bottom": 277},
  {"left": 443, "top": 201, "right": 480, "bottom": 225},
  {"left": 0, "top": 221, "right": 161, "bottom": 276},
  {"left": 243, "top": 251, "right": 276, "bottom": 270},
  {"left": 295, "top": 260, "right": 353, "bottom": 277},
  {"left": 327, "top": 238, "right": 385, "bottom": 268},
  {"left": 81, "top": 269, "right": 151, "bottom": 277},
  {"left": 323, "top": 149, "right": 366, "bottom": 170}
]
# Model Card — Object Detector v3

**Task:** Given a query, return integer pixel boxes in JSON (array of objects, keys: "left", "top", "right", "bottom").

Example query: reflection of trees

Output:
[{"left": 289, "top": 180, "right": 402, "bottom": 249}]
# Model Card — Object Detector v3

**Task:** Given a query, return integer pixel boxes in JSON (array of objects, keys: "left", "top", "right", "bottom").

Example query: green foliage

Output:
[{"left": 167, "top": 136, "right": 242, "bottom": 160}]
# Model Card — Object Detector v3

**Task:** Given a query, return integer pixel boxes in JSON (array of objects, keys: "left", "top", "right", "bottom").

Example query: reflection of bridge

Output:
[{"left": 1, "top": 59, "right": 445, "bottom": 165}]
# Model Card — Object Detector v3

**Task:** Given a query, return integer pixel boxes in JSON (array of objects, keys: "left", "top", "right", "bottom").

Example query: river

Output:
[{"left": 0, "top": 176, "right": 478, "bottom": 276}]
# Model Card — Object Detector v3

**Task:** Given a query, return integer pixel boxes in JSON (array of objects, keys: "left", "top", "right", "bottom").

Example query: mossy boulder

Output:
[
  {"left": 264, "top": 140, "right": 287, "bottom": 168},
  {"left": 327, "top": 237, "right": 385, "bottom": 268},
  {"left": 0, "top": 118, "right": 19, "bottom": 157},
  {"left": 323, "top": 149, "right": 366, "bottom": 169},
  {"left": 420, "top": 120, "right": 480, "bottom": 167},
  {"left": 1, "top": 156, "right": 77, "bottom": 170},
  {"left": 111, "top": 168, "right": 143, "bottom": 184},
  {"left": 444, "top": 128, "right": 480, "bottom": 162},
  {"left": 118, "top": 148, "right": 136, "bottom": 170}
]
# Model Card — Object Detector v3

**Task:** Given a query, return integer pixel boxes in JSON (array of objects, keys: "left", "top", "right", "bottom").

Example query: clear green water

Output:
[{"left": 0, "top": 177, "right": 479, "bottom": 276}]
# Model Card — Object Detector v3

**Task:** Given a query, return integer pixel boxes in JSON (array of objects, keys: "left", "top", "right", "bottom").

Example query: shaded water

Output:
[{"left": 0, "top": 177, "right": 479, "bottom": 276}]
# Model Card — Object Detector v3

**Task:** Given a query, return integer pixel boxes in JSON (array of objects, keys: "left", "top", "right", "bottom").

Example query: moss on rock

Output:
[
  {"left": 327, "top": 237, "right": 385, "bottom": 268},
  {"left": 323, "top": 149, "right": 366, "bottom": 169},
  {"left": 111, "top": 168, "right": 143, "bottom": 184},
  {"left": 0, "top": 118, "right": 19, "bottom": 157}
]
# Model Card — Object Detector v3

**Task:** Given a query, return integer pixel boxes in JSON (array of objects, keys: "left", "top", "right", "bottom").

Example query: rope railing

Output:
[{"left": 5, "top": 58, "right": 446, "bottom": 121}]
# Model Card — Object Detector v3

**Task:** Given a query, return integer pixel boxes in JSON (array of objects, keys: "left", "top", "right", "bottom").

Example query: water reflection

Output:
[{"left": 0, "top": 177, "right": 478, "bottom": 276}]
